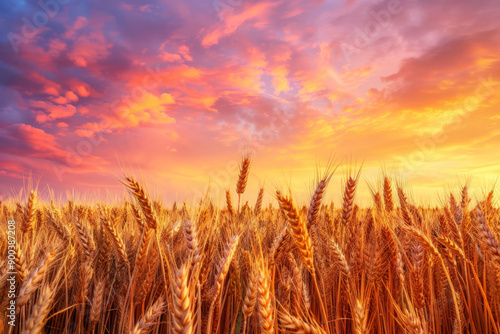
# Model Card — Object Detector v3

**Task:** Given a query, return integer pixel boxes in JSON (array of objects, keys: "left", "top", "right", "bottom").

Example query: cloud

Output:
[
  {"left": 65, "top": 91, "right": 79, "bottom": 102},
  {"left": 30, "top": 100, "right": 77, "bottom": 122},
  {"left": 380, "top": 30, "right": 500, "bottom": 110},
  {"left": 0, "top": 124, "right": 68, "bottom": 160},
  {"left": 1, "top": 0, "right": 500, "bottom": 202},
  {"left": 201, "top": 1, "right": 278, "bottom": 47},
  {"left": 75, "top": 92, "right": 176, "bottom": 136},
  {"left": 115, "top": 92, "right": 176, "bottom": 127},
  {"left": 68, "top": 31, "right": 113, "bottom": 67}
]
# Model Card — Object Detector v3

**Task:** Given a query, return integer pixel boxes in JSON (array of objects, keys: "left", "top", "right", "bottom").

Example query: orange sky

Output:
[{"left": 0, "top": 0, "right": 499, "bottom": 205}]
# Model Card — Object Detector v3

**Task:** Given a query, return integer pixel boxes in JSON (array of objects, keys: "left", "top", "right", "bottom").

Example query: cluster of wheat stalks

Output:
[{"left": 1, "top": 158, "right": 500, "bottom": 334}]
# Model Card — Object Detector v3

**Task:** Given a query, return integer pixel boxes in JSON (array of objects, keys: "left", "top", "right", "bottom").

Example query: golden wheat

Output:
[{"left": 1, "top": 164, "right": 499, "bottom": 334}]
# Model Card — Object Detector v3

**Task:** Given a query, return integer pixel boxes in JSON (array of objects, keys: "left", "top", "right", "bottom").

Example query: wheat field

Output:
[{"left": 1, "top": 158, "right": 500, "bottom": 334}]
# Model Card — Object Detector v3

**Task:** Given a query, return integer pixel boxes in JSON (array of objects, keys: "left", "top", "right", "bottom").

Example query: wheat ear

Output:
[
  {"left": 17, "top": 250, "right": 56, "bottom": 308},
  {"left": 47, "top": 205, "right": 70, "bottom": 240},
  {"left": 341, "top": 177, "right": 357, "bottom": 226},
  {"left": 254, "top": 187, "right": 264, "bottom": 217},
  {"left": 214, "top": 235, "right": 240, "bottom": 301},
  {"left": 353, "top": 299, "right": 369, "bottom": 334},
  {"left": 184, "top": 220, "right": 201, "bottom": 276},
  {"left": 131, "top": 296, "right": 166, "bottom": 334},
  {"left": 226, "top": 190, "right": 234, "bottom": 216},
  {"left": 307, "top": 177, "right": 329, "bottom": 229},
  {"left": 477, "top": 209, "right": 500, "bottom": 261},
  {"left": 236, "top": 156, "right": 251, "bottom": 195},
  {"left": 276, "top": 191, "right": 314, "bottom": 273},
  {"left": 242, "top": 266, "right": 258, "bottom": 319},
  {"left": 123, "top": 176, "right": 159, "bottom": 230},
  {"left": 22, "top": 190, "right": 37, "bottom": 234},
  {"left": 383, "top": 177, "right": 394, "bottom": 213},
  {"left": 280, "top": 313, "right": 325, "bottom": 334},
  {"left": 397, "top": 187, "right": 414, "bottom": 226},
  {"left": 101, "top": 214, "right": 129, "bottom": 269},
  {"left": 74, "top": 214, "right": 94, "bottom": 260},
  {"left": 171, "top": 263, "right": 194, "bottom": 334},
  {"left": 90, "top": 276, "right": 106, "bottom": 327},
  {"left": 257, "top": 267, "right": 274, "bottom": 334},
  {"left": 328, "top": 239, "right": 350, "bottom": 279},
  {"left": 15, "top": 242, "right": 28, "bottom": 282},
  {"left": 21, "top": 285, "right": 54, "bottom": 334}
]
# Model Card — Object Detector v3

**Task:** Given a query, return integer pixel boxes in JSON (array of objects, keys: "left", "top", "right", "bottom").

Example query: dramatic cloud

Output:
[{"left": 1, "top": 0, "right": 499, "bottom": 203}]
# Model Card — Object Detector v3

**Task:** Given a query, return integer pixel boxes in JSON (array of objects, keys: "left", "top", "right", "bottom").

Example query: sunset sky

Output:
[{"left": 1, "top": 0, "right": 499, "bottom": 205}]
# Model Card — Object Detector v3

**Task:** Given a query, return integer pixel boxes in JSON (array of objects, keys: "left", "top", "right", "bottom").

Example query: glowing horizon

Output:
[{"left": 1, "top": 0, "right": 499, "bottom": 205}]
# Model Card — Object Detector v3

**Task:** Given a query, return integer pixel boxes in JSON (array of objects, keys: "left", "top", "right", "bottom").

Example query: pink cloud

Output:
[
  {"left": 31, "top": 100, "right": 77, "bottom": 122},
  {"left": 75, "top": 92, "right": 176, "bottom": 136},
  {"left": 66, "top": 18, "right": 113, "bottom": 67},
  {"left": 0, "top": 124, "right": 66, "bottom": 158},
  {"left": 201, "top": 2, "right": 278, "bottom": 47},
  {"left": 28, "top": 73, "right": 61, "bottom": 96},
  {"left": 380, "top": 31, "right": 500, "bottom": 109},
  {"left": 65, "top": 91, "right": 79, "bottom": 102},
  {"left": 160, "top": 52, "right": 183, "bottom": 62},
  {"left": 52, "top": 96, "right": 68, "bottom": 104},
  {"left": 75, "top": 85, "right": 90, "bottom": 97},
  {"left": 178, "top": 45, "right": 193, "bottom": 61}
]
